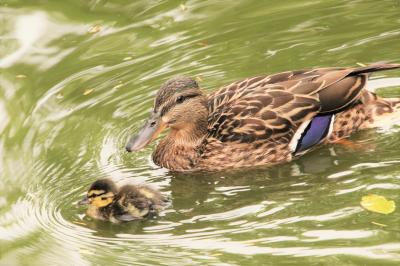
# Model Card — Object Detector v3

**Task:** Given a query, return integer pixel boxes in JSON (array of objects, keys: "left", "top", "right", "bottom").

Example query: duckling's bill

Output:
[{"left": 78, "top": 195, "right": 89, "bottom": 205}]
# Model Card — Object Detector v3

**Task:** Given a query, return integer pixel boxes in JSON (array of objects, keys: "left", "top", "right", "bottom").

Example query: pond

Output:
[{"left": 1, "top": 0, "right": 400, "bottom": 265}]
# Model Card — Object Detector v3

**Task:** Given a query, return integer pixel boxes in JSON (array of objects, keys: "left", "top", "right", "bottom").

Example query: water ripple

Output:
[{"left": 2, "top": 1, "right": 400, "bottom": 265}]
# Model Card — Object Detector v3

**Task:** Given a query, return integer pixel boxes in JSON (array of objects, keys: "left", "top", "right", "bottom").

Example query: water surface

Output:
[{"left": 1, "top": 0, "right": 400, "bottom": 265}]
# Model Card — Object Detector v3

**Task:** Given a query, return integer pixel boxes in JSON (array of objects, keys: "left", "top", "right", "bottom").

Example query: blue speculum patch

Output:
[{"left": 294, "top": 114, "right": 334, "bottom": 154}]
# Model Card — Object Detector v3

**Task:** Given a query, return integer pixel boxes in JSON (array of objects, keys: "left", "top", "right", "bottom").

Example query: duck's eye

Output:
[
  {"left": 176, "top": 95, "right": 185, "bottom": 104},
  {"left": 176, "top": 94, "right": 199, "bottom": 104}
]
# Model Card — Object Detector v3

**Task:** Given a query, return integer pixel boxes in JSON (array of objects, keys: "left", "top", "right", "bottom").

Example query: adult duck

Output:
[{"left": 126, "top": 63, "right": 400, "bottom": 171}]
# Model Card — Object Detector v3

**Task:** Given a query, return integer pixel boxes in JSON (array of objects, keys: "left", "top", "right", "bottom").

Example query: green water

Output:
[{"left": 1, "top": 0, "right": 400, "bottom": 265}]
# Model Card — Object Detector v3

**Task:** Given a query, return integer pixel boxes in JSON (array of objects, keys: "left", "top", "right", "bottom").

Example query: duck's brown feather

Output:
[{"left": 205, "top": 67, "right": 371, "bottom": 146}]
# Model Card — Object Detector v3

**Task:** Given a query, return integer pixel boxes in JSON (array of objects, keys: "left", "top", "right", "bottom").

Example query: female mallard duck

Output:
[
  {"left": 126, "top": 63, "right": 400, "bottom": 171},
  {"left": 79, "top": 179, "right": 169, "bottom": 222}
]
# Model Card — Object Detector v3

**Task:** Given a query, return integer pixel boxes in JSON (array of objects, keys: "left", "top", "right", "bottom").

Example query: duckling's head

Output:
[
  {"left": 126, "top": 76, "right": 208, "bottom": 152},
  {"left": 79, "top": 179, "right": 118, "bottom": 208}
]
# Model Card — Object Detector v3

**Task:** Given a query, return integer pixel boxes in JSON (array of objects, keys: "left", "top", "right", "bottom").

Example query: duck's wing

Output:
[
  {"left": 206, "top": 63, "right": 400, "bottom": 151},
  {"left": 207, "top": 82, "right": 322, "bottom": 145},
  {"left": 207, "top": 68, "right": 336, "bottom": 113}
]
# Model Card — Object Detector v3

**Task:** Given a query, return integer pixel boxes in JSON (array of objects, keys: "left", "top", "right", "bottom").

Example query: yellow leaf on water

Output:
[
  {"left": 88, "top": 25, "right": 101, "bottom": 34},
  {"left": 356, "top": 62, "right": 367, "bottom": 67},
  {"left": 196, "top": 41, "right": 208, "bottom": 47},
  {"left": 360, "top": 194, "right": 396, "bottom": 214},
  {"left": 16, "top": 74, "right": 27, "bottom": 79},
  {"left": 72, "top": 220, "right": 87, "bottom": 226},
  {"left": 56, "top": 92, "right": 64, "bottom": 99},
  {"left": 83, "top": 88, "right": 94, "bottom": 95}
]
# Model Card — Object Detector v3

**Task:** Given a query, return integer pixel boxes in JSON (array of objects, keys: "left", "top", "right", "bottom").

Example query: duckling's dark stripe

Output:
[
  {"left": 294, "top": 114, "right": 334, "bottom": 154},
  {"left": 88, "top": 192, "right": 106, "bottom": 198}
]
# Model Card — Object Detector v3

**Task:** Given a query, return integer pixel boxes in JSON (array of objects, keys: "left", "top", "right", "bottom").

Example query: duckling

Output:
[{"left": 78, "top": 178, "right": 169, "bottom": 223}]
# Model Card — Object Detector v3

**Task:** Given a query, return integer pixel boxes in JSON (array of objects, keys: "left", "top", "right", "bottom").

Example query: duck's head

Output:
[
  {"left": 126, "top": 76, "right": 208, "bottom": 152},
  {"left": 79, "top": 179, "right": 118, "bottom": 208}
]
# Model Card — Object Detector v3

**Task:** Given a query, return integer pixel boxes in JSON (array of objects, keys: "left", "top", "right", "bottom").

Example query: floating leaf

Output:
[
  {"left": 88, "top": 25, "right": 101, "bottom": 34},
  {"left": 123, "top": 56, "right": 132, "bottom": 61},
  {"left": 72, "top": 220, "right": 87, "bottom": 226},
  {"left": 16, "top": 74, "right": 27, "bottom": 79},
  {"left": 356, "top": 62, "right": 366, "bottom": 67},
  {"left": 196, "top": 41, "right": 208, "bottom": 47},
  {"left": 83, "top": 88, "right": 94, "bottom": 95},
  {"left": 56, "top": 92, "right": 64, "bottom": 99},
  {"left": 360, "top": 194, "right": 395, "bottom": 214}
]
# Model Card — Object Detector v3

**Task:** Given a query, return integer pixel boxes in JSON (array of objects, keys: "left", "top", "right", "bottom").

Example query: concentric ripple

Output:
[{"left": 1, "top": 1, "right": 400, "bottom": 265}]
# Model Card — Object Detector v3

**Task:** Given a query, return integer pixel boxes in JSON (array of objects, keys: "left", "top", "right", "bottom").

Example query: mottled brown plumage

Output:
[{"left": 126, "top": 63, "right": 400, "bottom": 171}]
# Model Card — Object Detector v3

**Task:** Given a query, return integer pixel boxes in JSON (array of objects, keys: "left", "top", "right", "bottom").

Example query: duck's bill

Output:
[
  {"left": 78, "top": 196, "right": 89, "bottom": 205},
  {"left": 126, "top": 114, "right": 166, "bottom": 152}
]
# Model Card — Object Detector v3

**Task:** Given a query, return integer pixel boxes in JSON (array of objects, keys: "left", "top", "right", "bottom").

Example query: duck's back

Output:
[{"left": 197, "top": 64, "right": 400, "bottom": 170}]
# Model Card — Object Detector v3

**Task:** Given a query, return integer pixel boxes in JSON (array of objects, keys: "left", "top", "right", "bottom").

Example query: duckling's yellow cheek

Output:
[
  {"left": 140, "top": 190, "right": 155, "bottom": 199},
  {"left": 91, "top": 197, "right": 113, "bottom": 207}
]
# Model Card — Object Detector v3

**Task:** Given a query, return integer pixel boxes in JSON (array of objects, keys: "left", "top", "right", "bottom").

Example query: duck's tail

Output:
[
  {"left": 328, "top": 94, "right": 400, "bottom": 143},
  {"left": 350, "top": 62, "right": 400, "bottom": 76},
  {"left": 373, "top": 104, "right": 400, "bottom": 130},
  {"left": 356, "top": 63, "right": 400, "bottom": 130},
  {"left": 364, "top": 95, "right": 400, "bottom": 130}
]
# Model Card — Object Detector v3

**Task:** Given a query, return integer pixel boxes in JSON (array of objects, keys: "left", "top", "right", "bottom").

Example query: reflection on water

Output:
[
  {"left": 0, "top": 12, "right": 47, "bottom": 68},
  {"left": 1, "top": 0, "right": 400, "bottom": 265}
]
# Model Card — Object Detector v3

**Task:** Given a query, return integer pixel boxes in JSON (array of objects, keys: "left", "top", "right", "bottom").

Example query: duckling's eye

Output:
[{"left": 101, "top": 197, "right": 107, "bottom": 200}]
